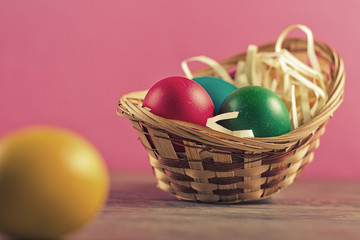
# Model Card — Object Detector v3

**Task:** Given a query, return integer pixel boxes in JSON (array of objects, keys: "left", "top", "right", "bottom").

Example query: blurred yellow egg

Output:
[{"left": 0, "top": 126, "right": 109, "bottom": 239}]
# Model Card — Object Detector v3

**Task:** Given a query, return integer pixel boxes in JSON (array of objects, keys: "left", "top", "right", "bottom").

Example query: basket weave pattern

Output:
[{"left": 117, "top": 39, "right": 345, "bottom": 203}]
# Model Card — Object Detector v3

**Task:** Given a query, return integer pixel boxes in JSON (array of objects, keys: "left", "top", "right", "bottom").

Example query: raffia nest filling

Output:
[{"left": 117, "top": 25, "right": 345, "bottom": 203}]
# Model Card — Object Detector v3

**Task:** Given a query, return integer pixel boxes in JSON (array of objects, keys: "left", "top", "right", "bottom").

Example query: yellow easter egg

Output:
[{"left": 0, "top": 126, "right": 109, "bottom": 239}]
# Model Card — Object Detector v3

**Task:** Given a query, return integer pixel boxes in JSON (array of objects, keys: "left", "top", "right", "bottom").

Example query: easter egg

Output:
[
  {"left": 219, "top": 86, "right": 291, "bottom": 137},
  {"left": 193, "top": 76, "right": 237, "bottom": 114},
  {"left": 143, "top": 76, "right": 214, "bottom": 125},
  {"left": 0, "top": 126, "right": 109, "bottom": 239}
]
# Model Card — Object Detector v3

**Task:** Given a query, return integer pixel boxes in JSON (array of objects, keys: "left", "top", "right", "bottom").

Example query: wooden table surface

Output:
[{"left": 1, "top": 172, "right": 360, "bottom": 240}]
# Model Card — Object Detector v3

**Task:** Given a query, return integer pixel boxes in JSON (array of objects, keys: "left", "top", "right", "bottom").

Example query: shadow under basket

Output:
[{"left": 117, "top": 38, "right": 345, "bottom": 204}]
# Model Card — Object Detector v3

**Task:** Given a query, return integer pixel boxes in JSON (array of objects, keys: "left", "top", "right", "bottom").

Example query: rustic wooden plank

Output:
[{"left": 2, "top": 172, "right": 357, "bottom": 240}]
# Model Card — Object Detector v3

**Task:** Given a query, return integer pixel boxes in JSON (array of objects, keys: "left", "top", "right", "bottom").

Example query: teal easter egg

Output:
[
  {"left": 219, "top": 86, "right": 291, "bottom": 137},
  {"left": 193, "top": 76, "right": 237, "bottom": 114}
]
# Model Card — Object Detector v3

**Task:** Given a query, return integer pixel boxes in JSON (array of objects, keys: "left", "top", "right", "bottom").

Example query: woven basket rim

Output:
[{"left": 117, "top": 38, "right": 345, "bottom": 151}]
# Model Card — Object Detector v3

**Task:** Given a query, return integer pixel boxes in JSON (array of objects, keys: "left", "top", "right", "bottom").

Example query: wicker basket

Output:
[{"left": 117, "top": 38, "right": 345, "bottom": 203}]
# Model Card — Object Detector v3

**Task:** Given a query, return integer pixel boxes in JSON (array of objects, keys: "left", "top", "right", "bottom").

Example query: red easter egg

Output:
[{"left": 143, "top": 76, "right": 214, "bottom": 126}]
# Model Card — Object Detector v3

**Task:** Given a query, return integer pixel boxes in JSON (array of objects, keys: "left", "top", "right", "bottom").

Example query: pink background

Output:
[{"left": 0, "top": 0, "right": 358, "bottom": 178}]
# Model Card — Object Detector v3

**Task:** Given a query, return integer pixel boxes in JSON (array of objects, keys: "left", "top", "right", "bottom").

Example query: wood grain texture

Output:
[{"left": 1, "top": 172, "right": 359, "bottom": 240}]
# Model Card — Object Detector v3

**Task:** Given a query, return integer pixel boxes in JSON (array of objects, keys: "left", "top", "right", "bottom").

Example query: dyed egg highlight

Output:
[
  {"left": 219, "top": 86, "right": 291, "bottom": 137},
  {"left": 193, "top": 76, "right": 237, "bottom": 114},
  {"left": 143, "top": 76, "right": 214, "bottom": 125}
]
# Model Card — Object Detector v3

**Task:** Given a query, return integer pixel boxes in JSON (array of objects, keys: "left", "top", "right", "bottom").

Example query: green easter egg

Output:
[
  {"left": 219, "top": 86, "right": 291, "bottom": 137},
  {"left": 193, "top": 76, "right": 237, "bottom": 114}
]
